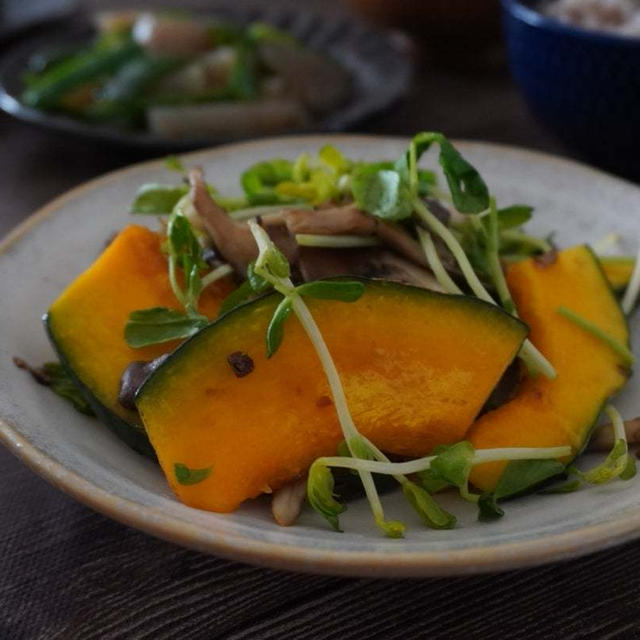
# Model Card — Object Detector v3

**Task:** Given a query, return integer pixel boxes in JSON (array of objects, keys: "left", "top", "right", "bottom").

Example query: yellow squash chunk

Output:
[
  {"left": 136, "top": 281, "right": 527, "bottom": 512},
  {"left": 468, "top": 246, "right": 630, "bottom": 491},
  {"left": 46, "top": 224, "right": 233, "bottom": 428}
]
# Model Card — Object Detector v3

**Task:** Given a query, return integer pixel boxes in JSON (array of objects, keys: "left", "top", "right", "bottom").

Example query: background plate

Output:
[
  {"left": 1, "top": 135, "right": 640, "bottom": 577},
  {"left": 0, "top": 6, "right": 412, "bottom": 150}
]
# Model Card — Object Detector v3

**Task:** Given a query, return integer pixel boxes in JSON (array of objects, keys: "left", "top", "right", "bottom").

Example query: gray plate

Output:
[
  {"left": 0, "top": 7, "right": 412, "bottom": 151},
  {"left": 1, "top": 135, "right": 640, "bottom": 577}
]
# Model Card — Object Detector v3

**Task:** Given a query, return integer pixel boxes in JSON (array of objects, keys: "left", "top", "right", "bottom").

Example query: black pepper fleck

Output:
[{"left": 227, "top": 351, "right": 254, "bottom": 378}]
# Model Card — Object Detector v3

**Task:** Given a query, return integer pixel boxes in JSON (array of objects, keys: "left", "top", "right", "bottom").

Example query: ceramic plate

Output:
[
  {"left": 0, "top": 7, "right": 411, "bottom": 151},
  {"left": 1, "top": 135, "right": 640, "bottom": 578}
]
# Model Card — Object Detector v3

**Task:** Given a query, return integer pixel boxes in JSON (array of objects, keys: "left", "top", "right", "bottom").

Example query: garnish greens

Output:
[
  {"left": 546, "top": 406, "right": 636, "bottom": 492},
  {"left": 174, "top": 463, "right": 212, "bottom": 486},
  {"left": 124, "top": 200, "right": 232, "bottom": 348},
  {"left": 14, "top": 357, "right": 94, "bottom": 416},
  {"left": 44, "top": 362, "right": 95, "bottom": 416},
  {"left": 350, "top": 132, "right": 555, "bottom": 378}
]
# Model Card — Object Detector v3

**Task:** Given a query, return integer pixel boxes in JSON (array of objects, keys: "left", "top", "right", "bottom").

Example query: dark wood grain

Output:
[{"left": 0, "top": 2, "right": 638, "bottom": 639}]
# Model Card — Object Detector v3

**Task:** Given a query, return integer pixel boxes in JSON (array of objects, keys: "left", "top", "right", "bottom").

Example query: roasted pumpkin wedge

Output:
[
  {"left": 468, "top": 246, "right": 630, "bottom": 491},
  {"left": 136, "top": 280, "right": 528, "bottom": 512},
  {"left": 600, "top": 256, "right": 635, "bottom": 293},
  {"left": 45, "top": 224, "right": 233, "bottom": 456}
]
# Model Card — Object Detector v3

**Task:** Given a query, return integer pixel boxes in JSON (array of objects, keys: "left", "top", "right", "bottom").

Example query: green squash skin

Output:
[
  {"left": 43, "top": 313, "right": 157, "bottom": 460},
  {"left": 136, "top": 277, "right": 529, "bottom": 408}
]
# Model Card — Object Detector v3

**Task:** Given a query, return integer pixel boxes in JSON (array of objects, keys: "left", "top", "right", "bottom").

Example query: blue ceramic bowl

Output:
[{"left": 502, "top": 0, "right": 640, "bottom": 179}]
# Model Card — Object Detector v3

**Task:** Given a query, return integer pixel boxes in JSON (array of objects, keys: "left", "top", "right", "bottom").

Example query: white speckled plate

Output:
[{"left": 1, "top": 135, "right": 640, "bottom": 577}]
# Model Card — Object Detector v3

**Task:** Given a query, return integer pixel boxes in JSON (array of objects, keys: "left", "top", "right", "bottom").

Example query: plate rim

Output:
[{"left": 2, "top": 133, "right": 640, "bottom": 578}]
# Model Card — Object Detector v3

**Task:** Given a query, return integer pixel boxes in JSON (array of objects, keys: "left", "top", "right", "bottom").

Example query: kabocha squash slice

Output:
[
  {"left": 45, "top": 224, "right": 233, "bottom": 456},
  {"left": 136, "top": 280, "right": 528, "bottom": 512},
  {"left": 600, "top": 256, "right": 635, "bottom": 293},
  {"left": 468, "top": 246, "right": 630, "bottom": 491}
]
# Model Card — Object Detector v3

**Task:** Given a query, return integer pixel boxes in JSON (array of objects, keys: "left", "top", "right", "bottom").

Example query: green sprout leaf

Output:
[
  {"left": 621, "top": 453, "right": 637, "bottom": 480},
  {"left": 295, "top": 280, "right": 365, "bottom": 302},
  {"left": 414, "top": 133, "right": 489, "bottom": 214},
  {"left": 264, "top": 246, "right": 291, "bottom": 279},
  {"left": 125, "top": 307, "right": 208, "bottom": 348},
  {"left": 266, "top": 297, "right": 293, "bottom": 357},
  {"left": 417, "top": 468, "right": 451, "bottom": 494},
  {"left": 397, "top": 132, "right": 490, "bottom": 214},
  {"left": 492, "top": 205, "right": 533, "bottom": 230},
  {"left": 318, "top": 144, "right": 351, "bottom": 174},
  {"left": 581, "top": 440, "right": 628, "bottom": 485},
  {"left": 241, "top": 159, "right": 296, "bottom": 205},
  {"left": 167, "top": 212, "right": 208, "bottom": 311},
  {"left": 351, "top": 166, "right": 413, "bottom": 221},
  {"left": 402, "top": 481, "right": 456, "bottom": 530},
  {"left": 130, "top": 183, "right": 188, "bottom": 214},
  {"left": 174, "top": 462, "right": 212, "bottom": 485},
  {"left": 43, "top": 362, "right": 94, "bottom": 416},
  {"left": 494, "top": 459, "right": 566, "bottom": 500},
  {"left": 217, "top": 280, "right": 258, "bottom": 317},
  {"left": 347, "top": 436, "right": 375, "bottom": 460},
  {"left": 307, "top": 462, "right": 346, "bottom": 532},
  {"left": 247, "top": 261, "right": 272, "bottom": 293},
  {"left": 477, "top": 493, "right": 504, "bottom": 521},
  {"left": 429, "top": 441, "right": 475, "bottom": 489}
]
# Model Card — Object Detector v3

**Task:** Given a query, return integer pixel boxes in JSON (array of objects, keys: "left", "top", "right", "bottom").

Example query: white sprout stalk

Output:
[
  {"left": 417, "top": 227, "right": 462, "bottom": 294},
  {"left": 316, "top": 445, "right": 572, "bottom": 477},
  {"left": 295, "top": 234, "right": 381, "bottom": 249},
  {"left": 621, "top": 246, "right": 640, "bottom": 314},
  {"left": 248, "top": 221, "right": 389, "bottom": 527},
  {"left": 413, "top": 199, "right": 556, "bottom": 380},
  {"left": 229, "top": 203, "right": 313, "bottom": 221},
  {"left": 200, "top": 264, "right": 233, "bottom": 290},
  {"left": 594, "top": 232, "right": 622, "bottom": 255},
  {"left": 605, "top": 405, "right": 627, "bottom": 444}
]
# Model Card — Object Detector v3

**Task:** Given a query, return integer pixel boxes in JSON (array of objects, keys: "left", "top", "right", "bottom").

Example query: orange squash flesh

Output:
[
  {"left": 46, "top": 224, "right": 234, "bottom": 426},
  {"left": 468, "top": 246, "right": 630, "bottom": 491},
  {"left": 136, "top": 281, "right": 527, "bottom": 513}
]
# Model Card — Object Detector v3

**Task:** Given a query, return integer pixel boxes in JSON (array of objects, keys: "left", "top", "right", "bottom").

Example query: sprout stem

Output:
[
  {"left": 417, "top": 228, "right": 462, "bottom": 294},
  {"left": 248, "top": 220, "right": 393, "bottom": 533},
  {"left": 200, "top": 264, "right": 233, "bottom": 289},
  {"left": 229, "top": 203, "right": 312, "bottom": 221},
  {"left": 413, "top": 198, "right": 556, "bottom": 379},
  {"left": 621, "top": 246, "right": 640, "bottom": 314},
  {"left": 317, "top": 445, "right": 572, "bottom": 477},
  {"left": 557, "top": 305, "right": 634, "bottom": 367},
  {"left": 593, "top": 232, "right": 621, "bottom": 255},
  {"left": 295, "top": 234, "right": 381, "bottom": 249}
]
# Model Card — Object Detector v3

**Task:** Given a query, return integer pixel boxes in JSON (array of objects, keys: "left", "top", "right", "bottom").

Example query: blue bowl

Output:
[{"left": 502, "top": 0, "right": 640, "bottom": 179}]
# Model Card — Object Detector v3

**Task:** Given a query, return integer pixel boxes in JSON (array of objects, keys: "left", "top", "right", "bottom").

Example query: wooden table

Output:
[{"left": 1, "top": 8, "right": 637, "bottom": 640}]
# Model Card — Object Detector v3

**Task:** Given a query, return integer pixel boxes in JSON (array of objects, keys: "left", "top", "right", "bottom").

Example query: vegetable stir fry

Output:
[
  {"left": 29, "top": 133, "right": 639, "bottom": 537},
  {"left": 21, "top": 11, "right": 351, "bottom": 138}
]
